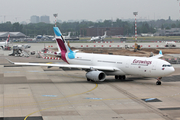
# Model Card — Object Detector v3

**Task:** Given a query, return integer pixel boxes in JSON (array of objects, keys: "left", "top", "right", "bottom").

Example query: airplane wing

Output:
[
  {"left": 150, "top": 50, "right": 163, "bottom": 59},
  {"left": 6, "top": 58, "right": 119, "bottom": 71}
]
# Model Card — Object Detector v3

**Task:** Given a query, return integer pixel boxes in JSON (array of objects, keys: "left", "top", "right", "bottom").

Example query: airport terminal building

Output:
[
  {"left": 0, "top": 32, "right": 26, "bottom": 41},
  {"left": 155, "top": 28, "right": 180, "bottom": 36}
]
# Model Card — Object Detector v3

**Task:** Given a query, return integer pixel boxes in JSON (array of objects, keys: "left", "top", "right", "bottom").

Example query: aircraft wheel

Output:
[
  {"left": 122, "top": 75, "right": 126, "bottom": 80},
  {"left": 118, "top": 75, "right": 122, "bottom": 80},
  {"left": 115, "top": 75, "right": 119, "bottom": 79},
  {"left": 87, "top": 78, "right": 91, "bottom": 81},
  {"left": 156, "top": 81, "right": 161, "bottom": 85}
]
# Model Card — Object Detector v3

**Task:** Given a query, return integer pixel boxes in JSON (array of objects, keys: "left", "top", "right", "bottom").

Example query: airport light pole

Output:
[
  {"left": 53, "top": 14, "right": 58, "bottom": 27},
  {"left": 133, "top": 12, "right": 138, "bottom": 42},
  {"left": 177, "top": 0, "right": 180, "bottom": 19}
]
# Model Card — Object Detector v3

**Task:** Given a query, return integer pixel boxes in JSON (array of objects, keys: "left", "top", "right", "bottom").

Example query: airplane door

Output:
[
  {"left": 125, "top": 60, "right": 130, "bottom": 68},
  {"left": 152, "top": 61, "right": 157, "bottom": 70}
]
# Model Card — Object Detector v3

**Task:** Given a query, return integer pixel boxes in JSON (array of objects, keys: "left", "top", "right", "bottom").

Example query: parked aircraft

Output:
[
  {"left": 52, "top": 32, "right": 71, "bottom": 41},
  {"left": 7, "top": 27, "right": 175, "bottom": 85},
  {"left": 0, "top": 34, "right": 10, "bottom": 49},
  {"left": 89, "top": 31, "right": 107, "bottom": 41},
  {"left": 16, "top": 44, "right": 31, "bottom": 49},
  {"left": 141, "top": 33, "right": 154, "bottom": 37},
  {"left": 63, "top": 32, "right": 71, "bottom": 39}
]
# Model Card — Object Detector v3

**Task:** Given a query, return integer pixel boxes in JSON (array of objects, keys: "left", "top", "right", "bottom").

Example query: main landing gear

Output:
[
  {"left": 156, "top": 77, "right": 162, "bottom": 85},
  {"left": 87, "top": 78, "right": 95, "bottom": 82},
  {"left": 87, "top": 78, "right": 91, "bottom": 81},
  {"left": 115, "top": 75, "right": 126, "bottom": 80}
]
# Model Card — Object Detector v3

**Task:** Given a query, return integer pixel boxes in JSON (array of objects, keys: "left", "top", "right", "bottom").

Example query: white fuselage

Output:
[
  {"left": 66, "top": 53, "right": 174, "bottom": 77},
  {"left": 0, "top": 41, "right": 9, "bottom": 48},
  {"left": 90, "top": 36, "right": 101, "bottom": 41},
  {"left": 90, "top": 32, "right": 107, "bottom": 41}
]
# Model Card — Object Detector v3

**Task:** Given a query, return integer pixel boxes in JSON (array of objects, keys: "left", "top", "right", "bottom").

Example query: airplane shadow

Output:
[
  {"left": 1, "top": 75, "right": 155, "bottom": 85},
  {"left": 97, "top": 77, "right": 153, "bottom": 85}
]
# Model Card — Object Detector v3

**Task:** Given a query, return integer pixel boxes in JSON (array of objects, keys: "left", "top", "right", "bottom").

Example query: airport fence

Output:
[
  {"left": 78, "top": 43, "right": 180, "bottom": 48},
  {"left": 164, "top": 58, "right": 180, "bottom": 64}
]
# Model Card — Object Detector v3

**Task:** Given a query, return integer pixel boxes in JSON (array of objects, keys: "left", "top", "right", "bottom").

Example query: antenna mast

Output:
[
  {"left": 53, "top": 14, "right": 58, "bottom": 27},
  {"left": 133, "top": 12, "right": 138, "bottom": 42}
]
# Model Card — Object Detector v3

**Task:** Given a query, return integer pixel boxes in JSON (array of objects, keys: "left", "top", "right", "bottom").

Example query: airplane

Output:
[
  {"left": 6, "top": 27, "right": 175, "bottom": 85},
  {"left": 0, "top": 34, "right": 10, "bottom": 49},
  {"left": 52, "top": 32, "right": 71, "bottom": 41},
  {"left": 63, "top": 32, "right": 71, "bottom": 39},
  {"left": 89, "top": 31, "right": 107, "bottom": 41}
]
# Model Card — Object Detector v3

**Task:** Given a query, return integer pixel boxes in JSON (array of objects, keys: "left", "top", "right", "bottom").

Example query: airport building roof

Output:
[
  {"left": 0, "top": 32, "right": 26, "bottom": 39},
  {"left": 156, "top": 28, "right": 180, "bottom": 36}
]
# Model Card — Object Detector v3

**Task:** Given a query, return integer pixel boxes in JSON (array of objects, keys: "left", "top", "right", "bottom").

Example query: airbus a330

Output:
[{"left": 7, "top": 27, "right": 175, "bottom": 85}]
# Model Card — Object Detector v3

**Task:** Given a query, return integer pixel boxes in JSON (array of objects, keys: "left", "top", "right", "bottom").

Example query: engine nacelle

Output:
[{"left": 86, "top": 71, "right": 106, "bottom": 82}]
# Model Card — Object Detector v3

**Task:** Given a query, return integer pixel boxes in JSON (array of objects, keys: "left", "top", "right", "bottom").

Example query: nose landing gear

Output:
[{"left": 156, "top": 77, "right": 162, "bottom": 85}]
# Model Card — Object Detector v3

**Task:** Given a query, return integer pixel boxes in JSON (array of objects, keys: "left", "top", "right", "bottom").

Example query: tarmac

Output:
[{"left": 0, "top": 43, "right": 180, "bottom": 120}]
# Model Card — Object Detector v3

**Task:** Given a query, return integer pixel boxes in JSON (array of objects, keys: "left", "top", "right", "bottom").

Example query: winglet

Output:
[
  {"left": 5, "top": 58, "right": 14, "bottom": 64},
  {"left": 150, "top": 50, "right": 163, "bottom": 59}
]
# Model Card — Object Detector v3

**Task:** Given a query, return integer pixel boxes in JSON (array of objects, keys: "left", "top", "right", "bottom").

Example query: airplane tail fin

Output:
[
  {"left": 53, "top": 27, "right": 75, "bottom": 63},
  {"left": 101, "top": 31, "right": 107, "bottom": 40},
  {"left": 67, "top": 32, "right": 71, "bottom": 37},
  {"left": 103, "top": 31, "right": 107, "bottom": 37},
  {"left": 6, "top": 34, "right": 10, "bottom": 43}
]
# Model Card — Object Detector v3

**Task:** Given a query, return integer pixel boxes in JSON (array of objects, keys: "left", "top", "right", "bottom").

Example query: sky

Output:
[{"left": 0, "top": 0, "right": 179, "bottom": 23}]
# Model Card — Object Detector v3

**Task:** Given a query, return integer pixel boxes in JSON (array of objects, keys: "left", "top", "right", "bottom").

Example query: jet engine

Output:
[{"left": 86, "top": 71, "right": 106, "bottom": 82}]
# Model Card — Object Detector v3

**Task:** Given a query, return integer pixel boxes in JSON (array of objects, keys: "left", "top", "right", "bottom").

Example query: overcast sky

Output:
[{"left": 0, "top": 0, "right": 179, "bottom": 23}]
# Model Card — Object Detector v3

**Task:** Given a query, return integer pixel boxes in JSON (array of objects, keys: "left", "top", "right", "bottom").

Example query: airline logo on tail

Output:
[
  {"left": 6, "top": 34, "right": 10, "bottom": 43},
  {"left": 53, "top": 27, "right": 75, "bottom": 63}
]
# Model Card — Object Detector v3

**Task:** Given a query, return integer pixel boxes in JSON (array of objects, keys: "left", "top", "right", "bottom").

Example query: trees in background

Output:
[{"left": 0, "top": 19, "right": 180, "bottom": 37}]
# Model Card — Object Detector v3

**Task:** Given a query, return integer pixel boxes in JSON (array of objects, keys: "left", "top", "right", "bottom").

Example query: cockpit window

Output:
[{"left": 162, "top": 64, "right": 172, "bottom": 67}]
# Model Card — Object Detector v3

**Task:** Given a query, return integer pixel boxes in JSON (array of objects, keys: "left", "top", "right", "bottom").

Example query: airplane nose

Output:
[
  {"left": 169, "top": 67, "right": 175, "bottom": 74},
  {"left": 171, "top": 67, "right": 175, "bottom": 73}
]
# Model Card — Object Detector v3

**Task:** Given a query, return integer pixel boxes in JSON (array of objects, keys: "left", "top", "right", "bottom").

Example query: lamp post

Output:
[
  {"left": 177, "top": 0, "right": 180, "bottom": 19},
  {"left": 133, "top": 12, "right": 138, "bottom": 42}
]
